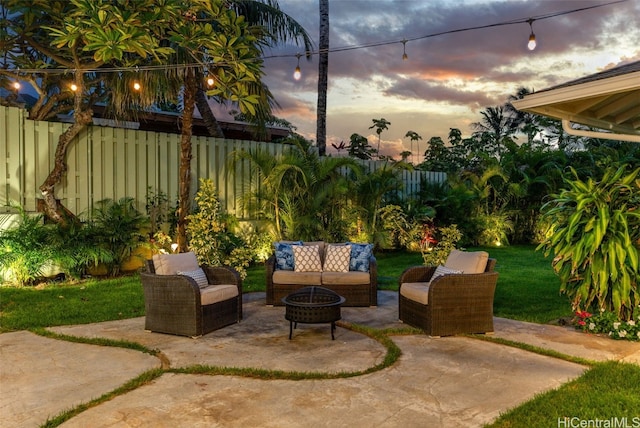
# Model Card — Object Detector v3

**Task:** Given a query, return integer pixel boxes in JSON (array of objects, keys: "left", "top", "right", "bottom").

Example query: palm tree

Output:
[
  {"left": 317, "top": 0, "right": 329, "bottom": 156},
  {"left": 405, "top": 130, "right": 422, "bottom": 164},
  {"left": 472, "top": 106, "right": 516, "bottom": 158},
  {"left": 370, "top": 118, "right": 391, "bottom": 156},
  {"left": 196, "top": 0, "right": 313, "bottom": 139}
]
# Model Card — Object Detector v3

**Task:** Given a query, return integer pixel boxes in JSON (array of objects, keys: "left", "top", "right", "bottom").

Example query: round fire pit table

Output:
[{"left": 282, "top": 286, "right": 346, "bottom": 340}]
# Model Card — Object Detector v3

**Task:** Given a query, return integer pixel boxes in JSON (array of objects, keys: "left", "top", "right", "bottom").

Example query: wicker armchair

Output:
[
  {"left": 399, "top": 251, "right": 498, "bottom": 337},
  {"left": 141, "top": 253, "right": 242, "bottom": 338}
]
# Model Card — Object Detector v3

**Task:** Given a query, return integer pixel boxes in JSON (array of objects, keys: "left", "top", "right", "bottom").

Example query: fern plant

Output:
[{"left": 538, "top": 165, "right": 640, "bottom": 321}]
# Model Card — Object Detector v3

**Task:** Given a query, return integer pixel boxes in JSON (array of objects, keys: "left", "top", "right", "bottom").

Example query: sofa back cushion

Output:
[
  {"left": 274, "top": 241, "right": 302, "bottom": 271},
  {"left": 303, "top": 241, "right": 326, "bottom": 261},
  {"left": 348, "top": 242, "right": 373, "bottom": 272},
  {"left": 444, "top": 249, "right": 489, "bottom": 274},
  {"left": 323, "top": 244, "right": 352, "bottom": 272},
  {"left": 152, "top": 252, "right": 199, "bottom": 275},
  {"left": 293, "top": 245, "right": 323, "bottom": 272}
]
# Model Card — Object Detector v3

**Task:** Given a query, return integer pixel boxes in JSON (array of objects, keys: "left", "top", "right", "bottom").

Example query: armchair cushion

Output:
[
  {"left": 400, "top": 282, "right": 430, "bottom": 305},
  {"left": 152, "top": 252, "right": 199, "bottom": 275},
  {"left": 292, "top": 245, "right": 322, "bottom": 272},
  {"left": 323, "top": 244, "right": 351, "bottom": 272},
  {"left": 444, "top": 249, "right": 489, "bottom": 273},
  {"left": 200, "top": 283, "right": 239, "bottom": 305},
  {"left": 177, "top": 268, "right": 208, "bottom": 288}
]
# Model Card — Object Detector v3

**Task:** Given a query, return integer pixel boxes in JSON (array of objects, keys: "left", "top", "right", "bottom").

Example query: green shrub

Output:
[
  {"left": 0, "top": 209, "right": 53, "bottom": 286},
  {"left": 538, "top": 165, "right": 640, "bottom": 321},
  {"left": 187, "top": 179, "right": 252, "bottom": 278},
  {"left": 421, "top": 224, "right": 462, "bottom": 266}
]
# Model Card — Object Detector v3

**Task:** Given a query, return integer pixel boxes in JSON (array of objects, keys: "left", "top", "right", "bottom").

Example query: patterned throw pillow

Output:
[
  {"left": 348, "top": 242, "right": 373, "bottom": 272},
  {"left": 274, "top": 241, "right": 302, "bottom": 271},
  {"left": 323, "top": 244, "right": 352, "bottom": 272},
  {"left": 431, "top": 265, "right": 462, "bottom": 281},
  {"left": 177, "top": 268, "right": 209, "bottom": 288},
  {"left": 292, "top": 245, "right": 322, "bottom": 272}
]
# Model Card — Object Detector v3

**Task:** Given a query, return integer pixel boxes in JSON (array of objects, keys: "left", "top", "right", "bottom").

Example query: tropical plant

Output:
[
  {"left": 91, "top": 197, "right": 149, "bottom": 276},
  {"left": 538, "top": 165, "right": 640, "bottom": 321},
  {"left": 47, "top": 217, "right": 114, "bottom": 280},
  {"left": 347, "top": 133, "right": 376, "bottom": 160}
]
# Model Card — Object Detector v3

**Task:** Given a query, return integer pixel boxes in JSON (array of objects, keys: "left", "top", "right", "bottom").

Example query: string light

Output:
[
  {"left": 293, "top": 53, "right": 301, "bottom": 80},
  {"left": 401, "top": 39, "right": 408, "bottom": 61},
  {"left": 0, "top": 0, "right": 622, "bottom": 80},
  {"left": 69, "top": 83, "right": 78, "bottom": 91},
  {"left": 12, "top": 81, "right": 20, "bottom": 90},
  {"left": 527, "top": 19, "right": 537, "bottom": 50},
  {"left": 206, "top": 76, "right": 215, "bottom": 87},
  {"left": 133, "top": 81, "right": 141, "bottom": 91}
]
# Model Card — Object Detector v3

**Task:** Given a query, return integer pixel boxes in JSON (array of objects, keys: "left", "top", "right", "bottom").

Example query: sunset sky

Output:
[{"left": 220, "top": 0, "right": 640, "bottom": 159}]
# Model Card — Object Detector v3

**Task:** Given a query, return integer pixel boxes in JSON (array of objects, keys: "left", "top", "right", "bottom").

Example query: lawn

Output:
[{"left": 1, "top": 245, "right": 638, "bottom": 428}]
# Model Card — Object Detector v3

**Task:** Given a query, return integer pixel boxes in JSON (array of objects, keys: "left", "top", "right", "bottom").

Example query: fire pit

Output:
[{"left": 282, "top": 286, "right": 346, "bottom": 340}]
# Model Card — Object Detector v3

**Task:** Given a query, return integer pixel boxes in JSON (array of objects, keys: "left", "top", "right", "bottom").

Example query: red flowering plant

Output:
[{"left": 573, "top": 308, "right": 640, "bottom": 341}]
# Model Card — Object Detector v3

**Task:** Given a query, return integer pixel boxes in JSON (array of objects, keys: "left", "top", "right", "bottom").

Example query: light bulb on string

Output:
[
  {"left": 206, "top": 76, "right": 215, "bottom": 87},
  {"left": 293, "top": 53, "right": 302, "bottom": 80},
  {"left": 70, "top": 83, "right": 78, "bottom": 92},
  {"left": 133, "top": 81, "right": 141, "bottom": 91},
  {"left": 402, "top": 39, "right": 408, "bottom": 61},
  {"left": 527, "top": 19, "right": 537, "bottom": 51},
  {"left": 12, "top": 81, "right": 21, "bottom": 90}
]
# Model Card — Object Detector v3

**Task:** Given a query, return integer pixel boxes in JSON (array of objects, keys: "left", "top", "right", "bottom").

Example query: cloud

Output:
[{"left": 259, "top": 0, "right": 640, "bottom": 158}]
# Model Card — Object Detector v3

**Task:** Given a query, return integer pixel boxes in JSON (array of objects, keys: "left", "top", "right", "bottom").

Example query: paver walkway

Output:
[{"left": 1, "top": 291, "right": 638, "bottom": 427}]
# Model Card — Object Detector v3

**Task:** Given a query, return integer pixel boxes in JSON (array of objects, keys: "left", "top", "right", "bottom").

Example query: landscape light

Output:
[{"left": 527, "top": 19, "right": 537, "bottom": 50}]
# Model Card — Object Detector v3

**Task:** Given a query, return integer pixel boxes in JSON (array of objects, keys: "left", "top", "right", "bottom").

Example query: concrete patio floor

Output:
[{"left": 1, "top": 291, "right": 639, "bottom": 428}]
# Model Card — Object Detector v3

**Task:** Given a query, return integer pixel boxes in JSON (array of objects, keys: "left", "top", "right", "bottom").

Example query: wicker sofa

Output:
[
  {"left": 398, "top": 250, "right": 498, "bottom": 337},
  {"left": 266, "top": 241, "right": 377, "bottom": 307},
  {"left": 141, "top": 252, "right": 242, "bottom": 338}
]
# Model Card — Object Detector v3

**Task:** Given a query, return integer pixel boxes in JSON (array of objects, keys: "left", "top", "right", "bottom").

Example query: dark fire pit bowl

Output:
[{"left": 282, "top": 286, "right": 346, "bottom": 340}]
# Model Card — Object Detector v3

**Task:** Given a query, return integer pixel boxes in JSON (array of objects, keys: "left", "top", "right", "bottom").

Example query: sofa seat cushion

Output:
[
  {"left": 200, "top": 283, "right": 239, "bottom": 305},
  {"left": 153, "top": 252, "right": 199, "bottom": 275},
  {"left": 321, "top": 271, "right": 370, "bottom": 285},
  {"left": 400, "top": 282, "right": 430, "bottom": 305},
  {"left": 272, "top": 270, "right": 322, "bottom": 285},
  {"left": 444, "top": 249, "right": 489, "bottom": 274}
]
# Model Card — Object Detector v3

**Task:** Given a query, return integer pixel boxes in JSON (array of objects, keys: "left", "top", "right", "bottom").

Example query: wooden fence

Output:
[{"left": 0, "top": 105, "right": 446, "bottom": 225}]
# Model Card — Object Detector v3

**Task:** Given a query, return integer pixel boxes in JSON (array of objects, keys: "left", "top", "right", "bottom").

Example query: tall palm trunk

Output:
[
  {"left": 177, "top": 68, "right": 198, "bottom": 252},
  {"left": 316, "top": 0, "right": 329, "bottom": 156},
  {"left": 39, "top": 72, "right": 92, "bottom": 224},
  {"left": 195, "top": 86, "right": 225, "bottom": 138}
]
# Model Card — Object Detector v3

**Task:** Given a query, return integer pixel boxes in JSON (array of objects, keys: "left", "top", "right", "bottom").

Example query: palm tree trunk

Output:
[
  {"left": 316, "top": 0, "right": 329, "bottom": 156},
  {"left": 176, "top": 68, "right": 198, "bottom": 252},
  {"left": 195, "top": 86, "right": 225, "bottom": 138}
]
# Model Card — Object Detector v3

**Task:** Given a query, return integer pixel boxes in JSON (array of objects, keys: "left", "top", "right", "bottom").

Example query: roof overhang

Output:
[{"left": 512, "top": 66, "right": 640, "bottom": 143}]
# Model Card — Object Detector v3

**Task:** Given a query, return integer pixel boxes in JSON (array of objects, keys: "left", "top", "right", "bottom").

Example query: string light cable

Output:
[{"left": 1, "top": 0, "right": 626, "bottom": 79}]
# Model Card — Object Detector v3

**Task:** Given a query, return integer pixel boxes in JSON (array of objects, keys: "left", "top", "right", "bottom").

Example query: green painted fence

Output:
[{"left": 0, "top": 105, "right": 446, "bottom": 225}]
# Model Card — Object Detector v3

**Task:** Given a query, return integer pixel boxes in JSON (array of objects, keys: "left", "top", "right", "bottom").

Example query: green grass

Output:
[
  {"left": 0, "top": 275, "right": 145, "bottom": 332},
  {"left": 487, "top": 361, "right": 640, "bottom": 428}
]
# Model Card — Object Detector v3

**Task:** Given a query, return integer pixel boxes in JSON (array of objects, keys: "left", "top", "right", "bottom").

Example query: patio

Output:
[{"left": 2, "top": 291, "right": 639, "bottom": 428}]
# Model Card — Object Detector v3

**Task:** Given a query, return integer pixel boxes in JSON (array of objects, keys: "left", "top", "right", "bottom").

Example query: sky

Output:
[{"left": 215, "top": 0, "right": 640, "bottom": 160}]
